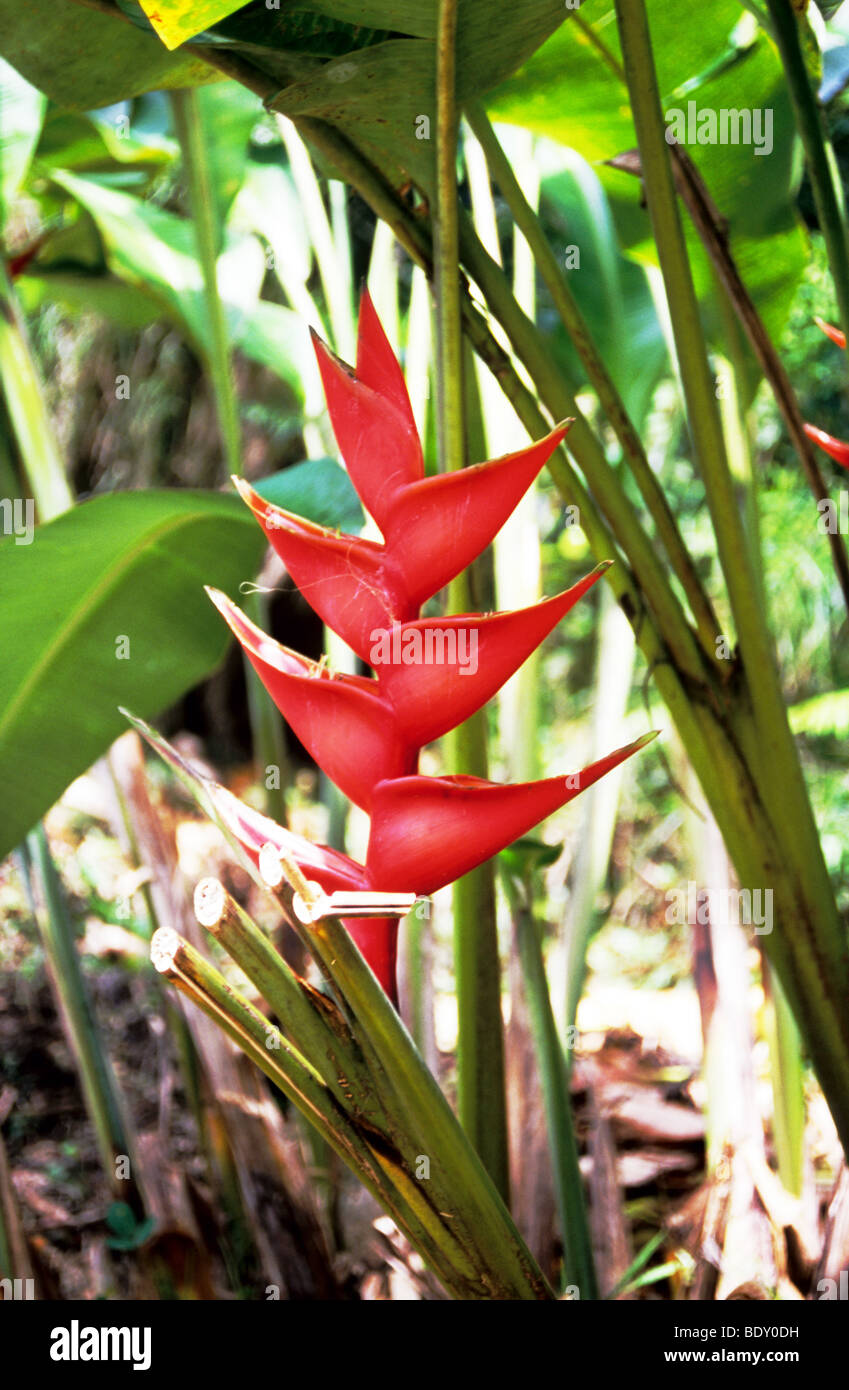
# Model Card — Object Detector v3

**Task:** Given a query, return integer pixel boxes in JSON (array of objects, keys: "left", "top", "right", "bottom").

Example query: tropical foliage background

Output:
[{"left": 2, "top": 0, "right": 849, "bottom": 1300}]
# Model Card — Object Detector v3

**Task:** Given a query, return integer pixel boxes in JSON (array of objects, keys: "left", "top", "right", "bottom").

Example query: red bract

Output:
[
  {"left": 803, "top": 422, "right": 849, "bottom": 470},
  {"left": 805, "top": 321, "right": 849, "bottom": 470},
  {"left": 365, "top": 734, "right": 657, "bottom": 897},
  {"left": 213, "top": 292, "right": 656, "bottom": 1000},
  {"left": 815, "top": 316, "right": 846, "bottom": 349}
]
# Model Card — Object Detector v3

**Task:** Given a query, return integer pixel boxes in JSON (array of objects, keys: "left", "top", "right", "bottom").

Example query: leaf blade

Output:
[{"left": 0, "top": 490, "right": 265, "bottom": 859}]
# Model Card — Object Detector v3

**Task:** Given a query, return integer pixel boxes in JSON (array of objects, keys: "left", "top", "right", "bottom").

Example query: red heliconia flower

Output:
[
  {"left": 216, "top": 735, "right": 654, "bottom": 1000},
  {"left": 212, "top": 291, "right": 656, "bottom": 1001},
  {"left": 803, "top": 422, "right": 849, "bottom": 470}
]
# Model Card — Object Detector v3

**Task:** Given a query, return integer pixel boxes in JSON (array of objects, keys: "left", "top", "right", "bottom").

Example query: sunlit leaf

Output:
[{"left": 138, "top": 0, "right": 251, "bottom": 50}]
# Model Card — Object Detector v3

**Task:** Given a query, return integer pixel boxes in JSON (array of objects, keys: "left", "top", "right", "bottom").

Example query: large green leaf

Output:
[
  {"left": 488, "top": 3, "right": 805, "bottom": 342},
  {"left": 0, "top": 490, "right": 265, "bottom": 861},
  {"left": 0, "top": 0, "right": 216, "bottom": 109}
]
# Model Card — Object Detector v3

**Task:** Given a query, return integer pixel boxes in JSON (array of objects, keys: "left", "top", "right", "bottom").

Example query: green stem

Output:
[
  {"left": 20, "top": 830, "right": 141, "bottom": 1207},
  {"left": 292, "top": 901, "right": 553, "bottom": 1297},
  {"left": 170, "top": 88, "right": 241, "bottom": 476},
  {"left": 764, "top": 0, "right": 849, "bottom": 372},
  {"left": 243, "top": 590, "right": 290, "bottom": 822},
  {"left": 435, "top": 0, "right": 509, "bottom": 1203},
  {"left": 194, "top": 877, "right": 386, "bottom": 1121},
  {"left": 716, "top": 290, "right": 807, "bottom": 1199},
  {"left": 456, "top": 213, "right": 711, "bottom": 690},
  {"left": 170, "top": 90, "right": 292, "bottom": 847},
  {"left": 151, "top": 927, "right": 450, "bottom": 1268},
  {"left": 434, "top": 0, "right": 463, "bottom": 479},
  {"left": 763, "top": 958, "right": 805, "bottom": 1197},
  {"left": 507, "top": 881, "right": 598, "bottom": 1297},
  {"left": 465, "top": 119, "right": 542, "bottom": 782},
  {"left": 615, "top": 0, "right": 768, "bottom": 670},
  {"left": 0, "top": 260, "right": 72, "bottom": 517},
  {"left": 562, "top": 585, "right": 636, "bottom": 1039},
  {"left": 456, "top": 159, "right": 849, "bottom": 1158},
  {"left": 553, "top": 18, "right": 849, "bottom": 619}
]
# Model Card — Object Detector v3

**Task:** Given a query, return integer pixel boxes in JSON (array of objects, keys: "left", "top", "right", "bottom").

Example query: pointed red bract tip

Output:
[
  {"left": 815, "top": 316, "right": 847, "bottom": 350},
  {"left": 365, "top": 731, "right": 657, "bottom": 896},
  {"left": 355, "top": 288, "right": 419, "bottom": 439},
  {"left": 384, "top": 421, "right": 573, "bottom": 607},
  {"left": 804, "top": 422, "right": 849, "bottom": 470},
  {"left": 312, "top": 331, "right": 423, "bottom": 532}
]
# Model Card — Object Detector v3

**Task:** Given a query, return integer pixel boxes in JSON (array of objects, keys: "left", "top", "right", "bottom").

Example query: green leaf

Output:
[
  {"left": 47, "top": 170, "right": 314, "bottom": 392},
  {"left": 226, "top": 297, "right": 316, "bottom": 390},
  {"left": 0, "top": 490, "right": 265, "bottom": 862},
  {"left": 34, "top": 109, "right": 175, "bottom": 176},
  {"left": 789, "top": 689, "right": 849, "bottom": 738},
  {"left": 497, "top": 836, "right": 562, "bottom": 879},
  {"left": 0, "top": 56, "right": 46, "bottom": 228},
  {"left": 277, "top": 1, "right": 434, "bottom": 39},
  {"left": 0, "top": 0, "right": 217, "bottom": 109},
  {"left": 16, "top": 272, "right": 162, "bottom": 333},
  {"left": 487, "top": 3, "right": 805, "bottom": 341},
  {"left": 253, "top": 457, "right": 365, "bottom": 533},
  {"left": 230, "top": 161, "right": 312, "bottom": 287},
  {"left": 226, "top": 2, "right": 567, "bottom": 200},
  {"left": 105, "top": 1201, "right": 156, "bottom": 1251}
]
